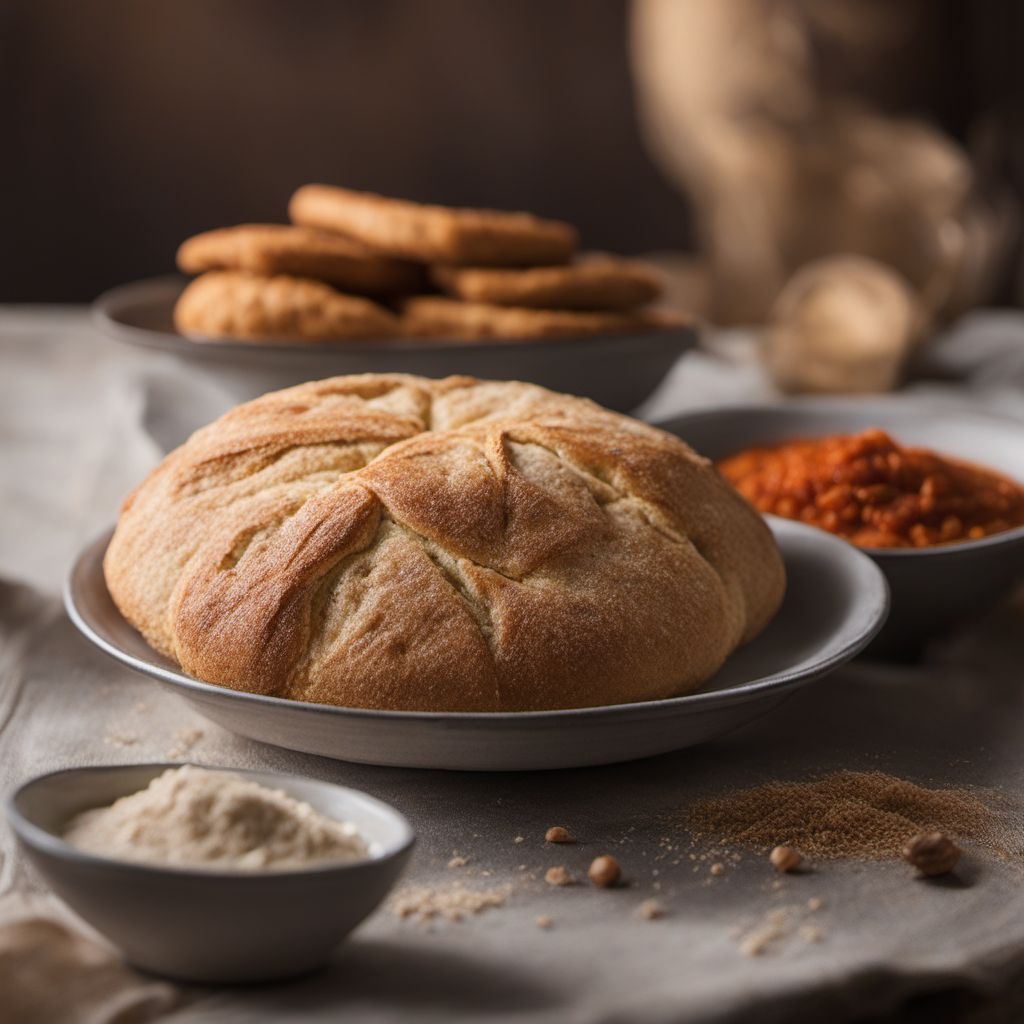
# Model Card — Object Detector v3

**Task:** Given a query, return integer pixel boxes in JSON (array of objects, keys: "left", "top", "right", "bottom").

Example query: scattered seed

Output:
[
  {"left": 769, "top": 846, "right": 803, "bottom": 873},
  {"left": 588, "top": 855, "right": 622, "bottom": 888},
  {"left": 545, "top": 826, "right": 575, "bottom": 844},
  {"left": 902, "top": 832, "right": 961, "bottom": 877}
]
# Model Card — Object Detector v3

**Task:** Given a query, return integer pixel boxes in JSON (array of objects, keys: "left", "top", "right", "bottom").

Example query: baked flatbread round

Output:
[
  {"left": 289, "top": 184, "right": 578, "bottom": 267},
  {"left": 401, "top": 296, "right": 683, "bottom": 340},
  {"left": 177, "top": 224, "right": 422, "bottom": 296},
  {"left": 174, "top": 271, "right": 397, "bottom": 342},
  {"left": 431, "top": 257, "right": 663, "bottom": 311}
]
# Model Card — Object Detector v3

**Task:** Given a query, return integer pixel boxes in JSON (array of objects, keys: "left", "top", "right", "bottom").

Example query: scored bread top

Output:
[{"left": 104, "top": 374, "right": 784, "bottom": 711}]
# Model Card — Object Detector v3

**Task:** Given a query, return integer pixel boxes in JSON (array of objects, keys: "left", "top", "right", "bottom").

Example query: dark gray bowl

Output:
[
  {"left": 93, "top": 276, "right": 695, "bottom": 419},
  {"left": 7, "top": 764, "right": 414, "bottom": 984},
  {"left": 64, "top": 518, "right": 889, "bottom": 771},
  {"left": 658, "top": 399, "right": 1024, "bottom": 658}
]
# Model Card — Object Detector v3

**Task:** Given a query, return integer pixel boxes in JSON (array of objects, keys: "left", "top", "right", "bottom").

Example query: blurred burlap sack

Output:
[{"left": 630, "top": 0, "right": 1015, "bottom": 367}]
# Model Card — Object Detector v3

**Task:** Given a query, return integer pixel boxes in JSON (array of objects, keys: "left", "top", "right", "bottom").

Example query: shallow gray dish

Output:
[
  {"left": 659, "top": 400, "right": 1024, "bottom": 658},
  {"left": 6, "top": 764, "right": 414, "bottom": 984},
  {"left": 65, "top": 518, "right": 888, "bottom": 772},
  {"left": 93, "top": 276, "right": 695, "bottom": 415}
]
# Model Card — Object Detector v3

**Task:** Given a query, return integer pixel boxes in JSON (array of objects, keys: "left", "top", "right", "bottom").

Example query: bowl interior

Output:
[
  {"left": 659, "top": 400, "right": 1024, "bottom": 556},
  {"left": 660, "top": 400, "right": 1024, "bottom": 485},
  {"left": 10, "top": 764, "right": 413, "bottom": 867}
]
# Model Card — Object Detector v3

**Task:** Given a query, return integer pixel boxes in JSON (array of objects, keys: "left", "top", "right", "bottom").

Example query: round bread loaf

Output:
[{"left": 104, "top": 375, "right": 785, "bottom": 712}]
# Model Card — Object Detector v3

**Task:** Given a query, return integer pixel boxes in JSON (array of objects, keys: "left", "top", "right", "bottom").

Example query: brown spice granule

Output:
[
  {"left": 392, "top": 884, "right": 507, "bottom": 924},
  {"left": 447, "top": 855, "right": 469, "bottom": 869},
  {"left": 689, "top": 771, "right": 1007, "bottom": 859},
  {"left": 536, "top": 915, "right": 554, "bottom": 929}
]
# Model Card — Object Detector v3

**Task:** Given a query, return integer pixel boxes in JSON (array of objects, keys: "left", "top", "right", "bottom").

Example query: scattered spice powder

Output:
[
  {"left": 689, "top": 771, "right": 1009, "bottom": 860},
  {"left": 718, "top": 429, "right": 1024, "bottom": 548}
]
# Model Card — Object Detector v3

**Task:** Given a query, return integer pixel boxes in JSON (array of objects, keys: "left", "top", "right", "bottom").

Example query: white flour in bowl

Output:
[{"left": 62, "top": 765, "right": 368, "bottom": 871}]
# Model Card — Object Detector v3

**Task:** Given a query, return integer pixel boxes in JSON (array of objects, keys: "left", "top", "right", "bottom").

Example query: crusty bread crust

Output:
[
  {"left": 174, "top": 271, "right": 398, "bottom": 342},
  {"left": 431, "top": 257, "right": 663, "bottom": 311},
  {"left": 177, "top": 224, "right": 422, "bottom": 296},
  {"left": 400, "top": 296, "right": 684, "bottom": 340},
  {"left": 104, "top": 375, "right": 784, "bottom": 712},
  {"left": 289, "top": 184, "right": 578, "bottom": 267}
]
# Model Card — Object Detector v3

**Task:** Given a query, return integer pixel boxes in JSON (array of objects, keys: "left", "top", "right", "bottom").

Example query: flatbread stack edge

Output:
[{"left": 173, "top": 185, "right": 679, "bottom": 343}]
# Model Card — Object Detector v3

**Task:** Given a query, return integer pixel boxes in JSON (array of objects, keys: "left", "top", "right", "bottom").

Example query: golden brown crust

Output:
[
  {"left": 176, "top": 224, "right": 422, "bottom": 296},
  {"left": 431, "top": 257, "right": 663, "bottom": 311},
  {"left": 104, "top": 374, "right": 784, "bottom": 712},
  {"left": 289, "top": 184, "right": 578, "bottom": 267},
  {"left": 400, "top": 296, "right": 684, "bottom": 340},
  {"left": 174, "top": 271, "right": 398, "bottom": 342}
]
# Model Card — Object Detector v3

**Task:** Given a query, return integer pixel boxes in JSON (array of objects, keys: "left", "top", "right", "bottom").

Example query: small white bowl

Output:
[{"left": 6, "top": 763, "right": 414, "bottom": 984}]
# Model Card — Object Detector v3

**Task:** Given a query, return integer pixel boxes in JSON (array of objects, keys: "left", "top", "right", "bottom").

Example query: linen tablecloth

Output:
[{"left": 3, "top": 307, "right": 1024, "bottom": 1024}]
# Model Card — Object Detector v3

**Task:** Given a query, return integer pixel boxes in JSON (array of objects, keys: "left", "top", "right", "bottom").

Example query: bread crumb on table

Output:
[
  {"left": 545, "top": 866, "right": 574, "bottom": 887},
  {"left": 165, "top": 727, "right": 204, "bottom": 760},
  {"left": 638, "top": 899, "right": 665, "bottom": 920},
  {"left": 536, "top": 915, "right": 554, "bottom": 929},
  {"left": 392, "top": 884, "right": 508, "bottom": 924}
]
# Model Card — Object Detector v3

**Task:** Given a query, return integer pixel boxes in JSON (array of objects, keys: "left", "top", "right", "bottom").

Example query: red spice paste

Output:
[{"left": 717, "top": 428, "right": 1024, "bottom": 548}]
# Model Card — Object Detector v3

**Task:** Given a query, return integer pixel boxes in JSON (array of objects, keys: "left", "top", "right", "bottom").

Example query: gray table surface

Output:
[{"left": 3, "top": 308, "right": 1024, "bottom": 1024}]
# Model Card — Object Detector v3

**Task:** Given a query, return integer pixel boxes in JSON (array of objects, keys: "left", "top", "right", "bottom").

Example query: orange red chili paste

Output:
[{"left": 717, "top": 428, "right": 1024, "bottom": 548}]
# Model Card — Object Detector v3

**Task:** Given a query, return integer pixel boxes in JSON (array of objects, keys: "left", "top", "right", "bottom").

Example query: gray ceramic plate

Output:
[
  {"left": 65, "top": 518, "right": 888, "bottom": 772},
  {"left": 659, "top": 399, "right": 1024, "bottom": 658},
  {"left": 93, "top": 276, "right": 695, "bottom": 414}
]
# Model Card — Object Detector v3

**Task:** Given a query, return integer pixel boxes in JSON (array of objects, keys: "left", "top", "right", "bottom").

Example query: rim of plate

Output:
[
  {"left": 92, "top": 275, "right": 697, "bottom": 356},
  {"left": 64, "top": 517, "right": 889, "bottom": 723},
  {"left": 657, "top": 400, "right": 1024, "bottom": 559}
]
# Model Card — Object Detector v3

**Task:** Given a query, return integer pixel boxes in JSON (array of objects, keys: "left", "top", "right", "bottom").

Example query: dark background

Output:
[{"left": 3, "top": 0, "right": 1022, "bottom": 303}]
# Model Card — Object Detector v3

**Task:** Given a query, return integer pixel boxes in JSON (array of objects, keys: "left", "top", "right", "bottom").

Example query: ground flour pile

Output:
[
  {"left": 689, "top": 771, "right": 1010, "bottom": 859},
  {"left": 63, "top": 765, "right": 368, "bottom": 870}
]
